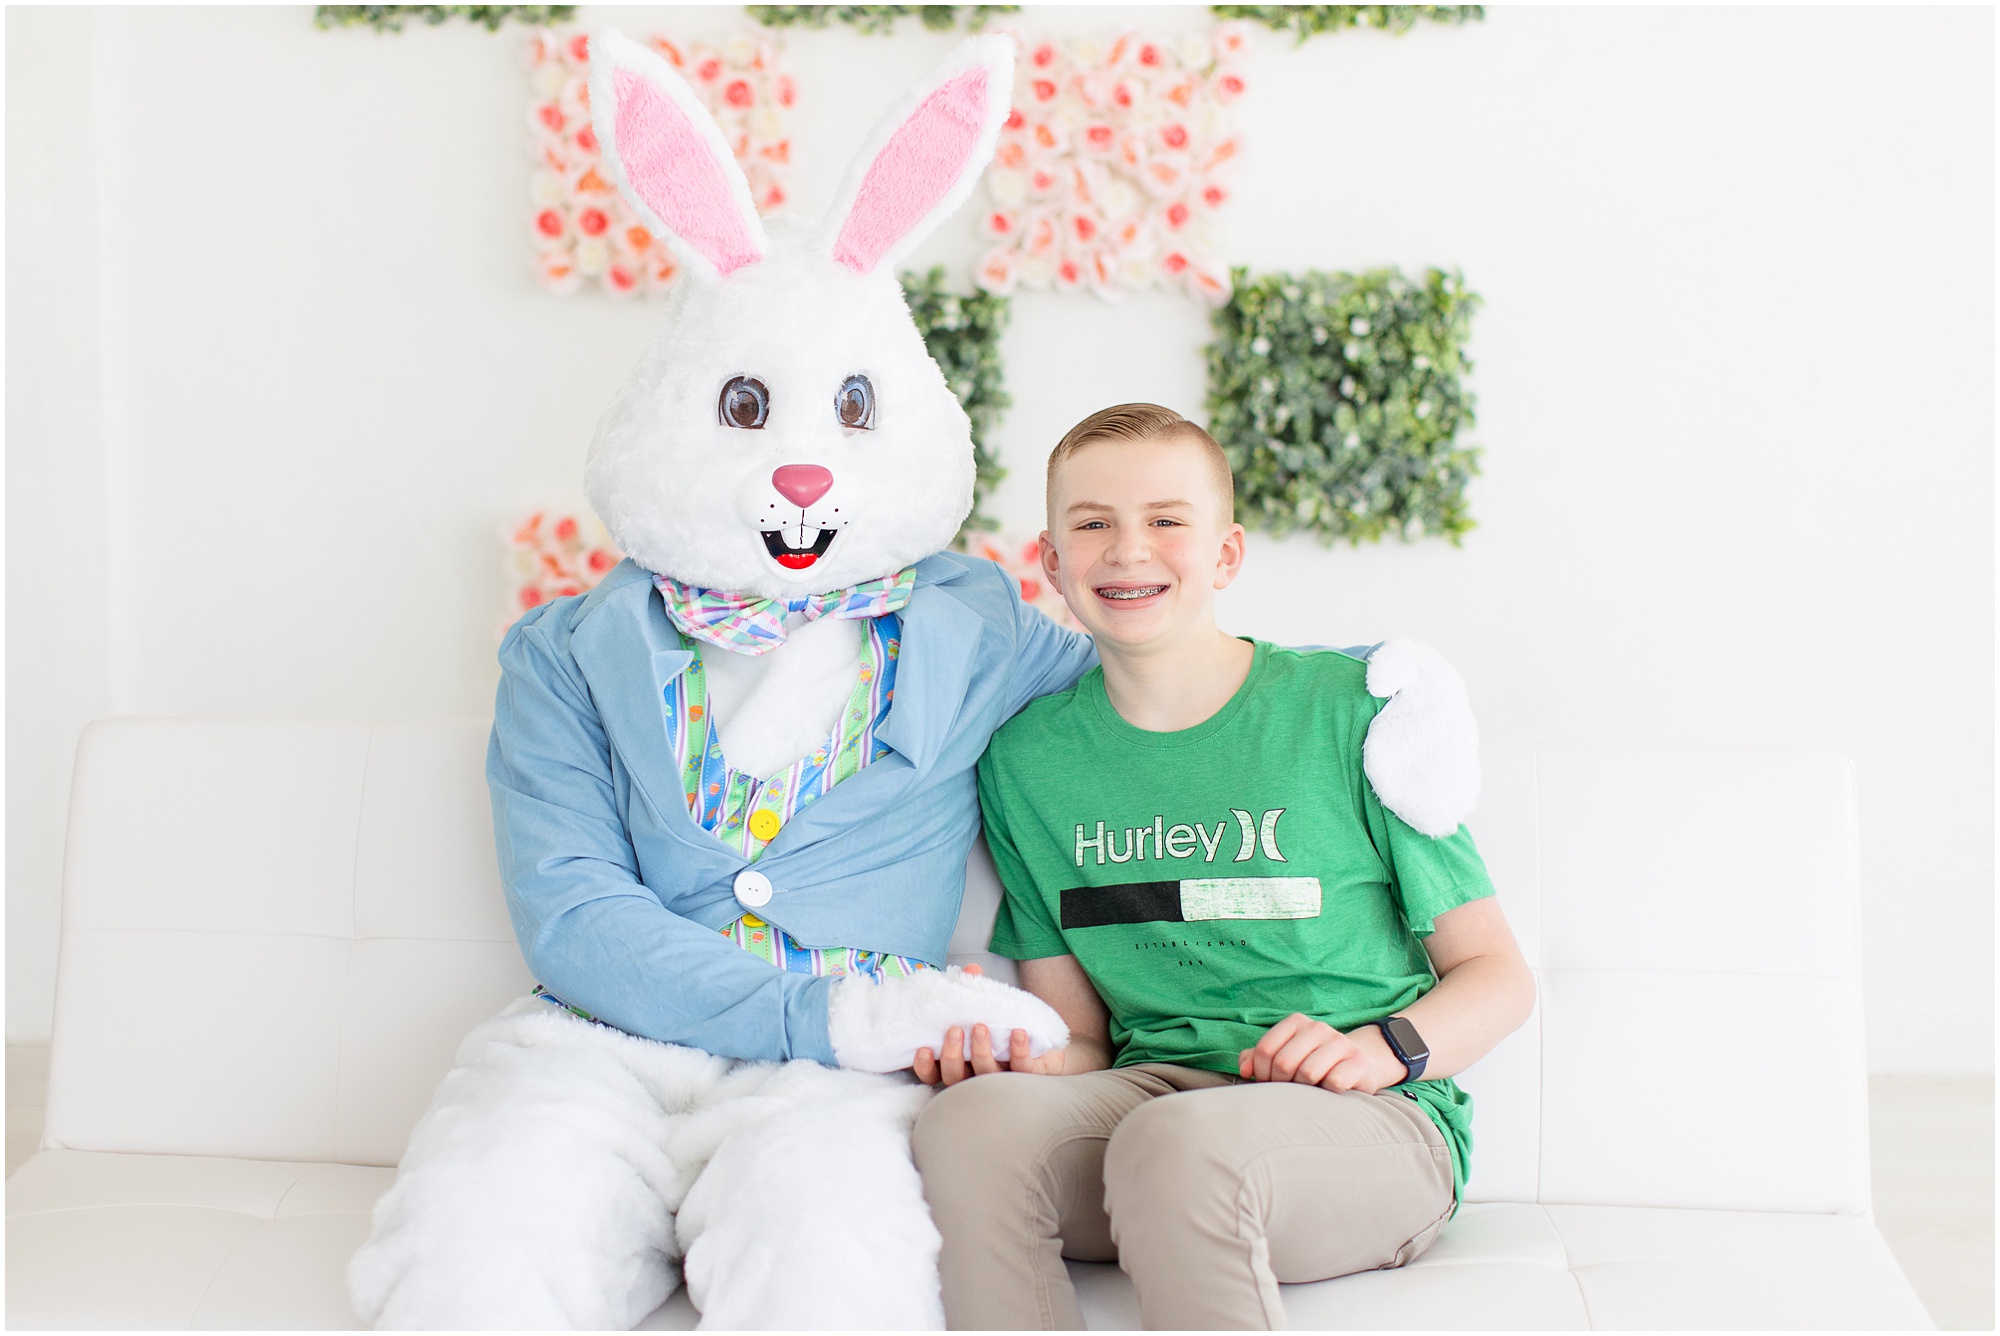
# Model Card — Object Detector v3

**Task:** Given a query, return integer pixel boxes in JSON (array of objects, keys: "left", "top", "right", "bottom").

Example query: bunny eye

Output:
[
  {"left": 719, "top": 376, "right": 770, "bottom": 430},
  {"left": 835, "top": 375, "right": 875, "bottom": 431}
]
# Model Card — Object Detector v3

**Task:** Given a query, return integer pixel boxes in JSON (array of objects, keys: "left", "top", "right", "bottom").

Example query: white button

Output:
[{"left": 733, "top": 870, "right": 773, "bottom": 908}]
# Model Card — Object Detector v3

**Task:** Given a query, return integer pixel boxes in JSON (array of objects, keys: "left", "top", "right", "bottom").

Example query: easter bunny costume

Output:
[{"left": 346, "top": 32, "right": 1479, "bottom": 1330}]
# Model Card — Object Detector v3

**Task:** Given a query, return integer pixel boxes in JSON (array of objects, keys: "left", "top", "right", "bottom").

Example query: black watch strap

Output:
[{"left": 1373, "top": 1015, "right": 1429, "bottom": 1084}]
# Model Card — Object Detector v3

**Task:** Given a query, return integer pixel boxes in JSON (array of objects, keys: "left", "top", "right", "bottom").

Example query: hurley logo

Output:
[{"left": 1073, "top": 810, "right": 1286, "bottom": 868}]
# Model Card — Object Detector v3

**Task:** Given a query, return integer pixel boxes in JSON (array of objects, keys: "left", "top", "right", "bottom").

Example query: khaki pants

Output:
[{"left": 911, "top": 1064, "right": 1455, "bottom": 1330}]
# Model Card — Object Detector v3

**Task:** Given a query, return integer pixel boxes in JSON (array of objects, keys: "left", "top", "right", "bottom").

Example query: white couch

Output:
[{"left": 7, "top": 718, "right": 1933, "bottom": 1330}]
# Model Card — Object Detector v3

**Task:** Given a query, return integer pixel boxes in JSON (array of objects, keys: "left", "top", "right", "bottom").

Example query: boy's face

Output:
[{"left": 1041, "top": 434, "right": 1247, "bottom": 651}]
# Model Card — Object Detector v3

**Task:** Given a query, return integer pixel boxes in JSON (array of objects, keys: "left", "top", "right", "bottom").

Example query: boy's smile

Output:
[{"left": 1042, "top": 435, "right": 1246, "bottom": 652}]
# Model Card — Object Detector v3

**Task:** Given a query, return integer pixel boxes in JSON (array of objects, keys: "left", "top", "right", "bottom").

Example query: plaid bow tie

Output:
[{"left": 655, "top": 568, "right": 917, "bottom": 655}]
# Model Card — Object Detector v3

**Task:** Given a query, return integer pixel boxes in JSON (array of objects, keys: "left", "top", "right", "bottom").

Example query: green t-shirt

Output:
[{"left": 977, "top": 639, "right": 1495, "bottom": 1193}]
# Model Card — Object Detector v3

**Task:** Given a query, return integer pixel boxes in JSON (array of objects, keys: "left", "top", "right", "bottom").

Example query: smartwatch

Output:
[{"left": 1372, "top": 1015, "right": 1429, "bottom": 1084}]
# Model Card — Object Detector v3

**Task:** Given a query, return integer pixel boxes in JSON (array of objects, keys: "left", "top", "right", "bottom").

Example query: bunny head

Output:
[{"left": 582, "top": 31, "right": 1013, "bottom": 599}]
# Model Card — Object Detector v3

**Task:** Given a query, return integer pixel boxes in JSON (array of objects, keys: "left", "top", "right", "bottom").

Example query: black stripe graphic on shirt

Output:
[
  {"left": 1059, "top": 877, "right": 1325, "bottom": 929},
  {"left": 1061, "top": 881, "right": 1183, "bottom": 929}
]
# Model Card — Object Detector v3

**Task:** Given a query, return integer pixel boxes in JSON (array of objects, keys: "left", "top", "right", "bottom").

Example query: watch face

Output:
[{"left": 1383, "top": 1016, "right": 1429, "bottom": 1061}]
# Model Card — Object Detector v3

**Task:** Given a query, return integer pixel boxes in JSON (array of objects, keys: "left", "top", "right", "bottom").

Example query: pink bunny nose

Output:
[{"left": 772, "top": 464, "right": 834, "bottom": 508}]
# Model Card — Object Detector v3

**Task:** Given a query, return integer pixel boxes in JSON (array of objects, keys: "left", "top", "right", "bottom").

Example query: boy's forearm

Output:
[
  {"left": 1389, "top": 950, "right": 1536, "bottom": 1082},
  {"left": 1016, "top": 954, "right": 1116, "bottom": 1074}
]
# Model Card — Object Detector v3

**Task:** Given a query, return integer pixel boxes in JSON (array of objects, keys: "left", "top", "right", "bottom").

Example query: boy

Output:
[{"left": 910, "top": 404, "right": 1536, "bottom": 1330}]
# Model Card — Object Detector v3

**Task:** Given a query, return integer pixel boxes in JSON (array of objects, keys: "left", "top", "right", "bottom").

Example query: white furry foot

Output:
[
  {"left": 678, "top": 1064, "right": 943, "bottom": 1330},
  {"left": 1363, "top": 637, "right": 1481, "bottom": 837},
  {"left": 346, "top": 997, "right": 732, "bottom": 1330},
  {"left": 826, "top": 967, "right": 1068, "bottom": 1074}
]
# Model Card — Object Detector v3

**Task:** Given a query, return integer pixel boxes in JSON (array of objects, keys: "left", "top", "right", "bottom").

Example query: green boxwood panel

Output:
[
  {"left": 1207, "top": 267, "right": 1480, "bottom": 545},
  {"left": 314, "top": 5, "right": 575, "bottom": 32},
  {"left": 1209, "top": 5, "right": 1483, "bottom": 41},
  {"left": 747, "top": 6, "right": 1016, "bottom": 35}
]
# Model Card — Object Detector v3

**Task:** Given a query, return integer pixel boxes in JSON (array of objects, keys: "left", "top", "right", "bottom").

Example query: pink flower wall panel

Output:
[
  {"left": 975, "top": 24, "right": 1251, "bottom": 305},
  {"left": 524, "top": 29, "right": 794, "bottom": 298}
]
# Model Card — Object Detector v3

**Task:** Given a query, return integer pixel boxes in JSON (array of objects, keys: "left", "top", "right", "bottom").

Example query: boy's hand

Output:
[
  {"left": 1239, "top": 1013, "right": 1408, "bottom": 1094},
  {"left": 913, "top": 1023, "right": 1071, "bottom": 1086},
  {"left": 908, "top": 962, "right": 1071, "bottom": 1086}
]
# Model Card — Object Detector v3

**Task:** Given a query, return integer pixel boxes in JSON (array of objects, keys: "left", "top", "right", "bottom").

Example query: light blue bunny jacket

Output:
[{"left": 488, "top": 553, "right": 1096, "bottom": 1065}]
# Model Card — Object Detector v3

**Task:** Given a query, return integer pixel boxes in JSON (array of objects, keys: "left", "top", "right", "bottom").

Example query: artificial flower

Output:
[{"left": 977, "top": 24, "right": 1246, "bottom": 304}]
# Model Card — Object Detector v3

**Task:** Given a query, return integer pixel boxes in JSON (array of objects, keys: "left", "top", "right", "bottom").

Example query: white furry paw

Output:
[
  {"left": 827, "top": 968, "right": 1068, "bottom": 1074},
  {"left": 1363, "top": 638, "right": 1481, "bottom": 838}
]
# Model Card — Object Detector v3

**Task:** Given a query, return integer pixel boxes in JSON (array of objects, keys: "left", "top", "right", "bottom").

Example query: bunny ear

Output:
[
  {"left": 818, "top": 36, "right": 1014, "bottom": 276},
  {"left": 587, "top": 29, "right": 766, "bottom": 281}
]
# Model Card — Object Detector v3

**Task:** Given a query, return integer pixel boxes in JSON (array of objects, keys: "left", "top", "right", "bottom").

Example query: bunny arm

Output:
[{"left": 489, "top": 603, "right": 841, "bottom": 1063}]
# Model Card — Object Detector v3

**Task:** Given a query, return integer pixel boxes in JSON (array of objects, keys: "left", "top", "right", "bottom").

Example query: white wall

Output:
[{"left": 8, "top": 6, "right": 1991, "bottom": 1069}]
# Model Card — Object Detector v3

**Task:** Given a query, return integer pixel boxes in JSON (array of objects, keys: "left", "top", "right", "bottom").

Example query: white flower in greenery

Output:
[
  {"left": 1350, "top": 316, "right": 1371, "bottom": 335},
  {"left": 1249, "top": 336, "right": 1271, "bottom": 356},
  {"left": 1415, "top": 400, "right": 1433, "bottom": 419}
]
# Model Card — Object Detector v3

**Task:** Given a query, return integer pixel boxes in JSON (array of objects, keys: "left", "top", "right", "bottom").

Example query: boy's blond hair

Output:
[{"left": 1046, "top": 404, "right": 1236, "bottom": 524}]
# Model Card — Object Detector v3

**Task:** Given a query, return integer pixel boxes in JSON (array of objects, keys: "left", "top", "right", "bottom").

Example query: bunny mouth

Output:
[{"left": 762, "top": 528, "right": 839, "bottom": 570}]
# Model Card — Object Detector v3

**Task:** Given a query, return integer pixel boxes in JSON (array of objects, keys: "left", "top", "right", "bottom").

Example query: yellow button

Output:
[{"left": 748, "top": 809, "right": 782, "bottom": 842}]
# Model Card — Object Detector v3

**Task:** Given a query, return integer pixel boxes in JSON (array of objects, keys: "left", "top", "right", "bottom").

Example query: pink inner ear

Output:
[
  {"left": 614, "top": 67, "right": 761, "bottom": 276},
  {"left": 832, "top": 69, "right": 990, "bottom": 274}
]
